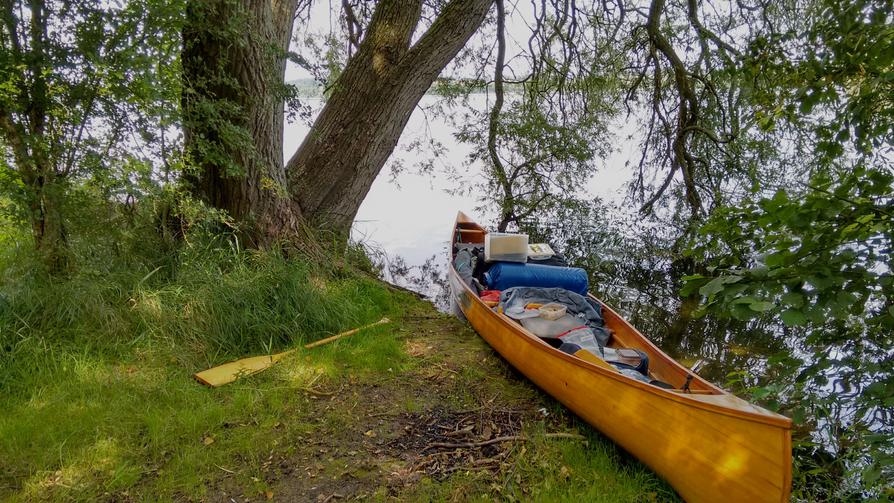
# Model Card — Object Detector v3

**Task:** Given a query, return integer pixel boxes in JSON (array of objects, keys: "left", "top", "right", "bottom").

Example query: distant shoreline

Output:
[{"left": 288, "top": 78, "right": 518, "bottom": 98}]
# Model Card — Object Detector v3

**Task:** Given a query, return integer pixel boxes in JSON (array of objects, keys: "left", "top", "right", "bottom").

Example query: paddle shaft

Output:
[
  {"left": 303, "top": 317, "right": 390, "bottom": 349},
  {"left": 195, "top": 317, "right": 391, "bottom": 386}
]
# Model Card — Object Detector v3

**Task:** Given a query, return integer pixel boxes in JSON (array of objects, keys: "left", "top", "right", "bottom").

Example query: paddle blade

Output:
[{"left": 194, "top": 351, "right": 291, "bottom": 387}]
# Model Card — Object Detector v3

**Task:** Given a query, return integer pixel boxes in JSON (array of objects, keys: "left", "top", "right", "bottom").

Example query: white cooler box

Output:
[{"left": 485, "top": 233, "right": 529, "bottom": 263}]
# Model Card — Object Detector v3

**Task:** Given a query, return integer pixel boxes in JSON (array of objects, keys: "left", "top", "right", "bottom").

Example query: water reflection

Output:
[{"left": 613, "top": 294, "right": 789, "bottom": 386}]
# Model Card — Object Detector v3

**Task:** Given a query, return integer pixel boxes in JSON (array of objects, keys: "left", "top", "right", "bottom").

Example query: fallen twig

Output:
[
  {"left": 301, "top": 387, "right": 335, "bottom": 397},
  {"left": 423, "top": 432, "right": 584, "bottom": 451},
  {"left": 443, "top": 463, "right": 499, "bottom": 475},
  {"left": 431, "top": 363, "right": 458, "bottom": 374},
  {"left": 443, "top": 425, "right": 475, "bottom": 437},
  {"left": 471, "top": 450, "right": 510, "bottom": 466}
]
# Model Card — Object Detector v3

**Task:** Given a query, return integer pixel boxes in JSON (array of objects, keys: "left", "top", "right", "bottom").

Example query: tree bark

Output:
[
  {"left": 286, "top": 0, "right": 492, "bottom": 235},
  {"left": 30, "top": 174, "right": 68, "bottom": 271},
  {"left": 30, "top": 0, "right": 68, "bottom": 271},
  {"left": 182, "top": 0, "right": 303, "bottom": 246},
  {"left": 183, "top": 0, "right": 491, "bottom": 244}
]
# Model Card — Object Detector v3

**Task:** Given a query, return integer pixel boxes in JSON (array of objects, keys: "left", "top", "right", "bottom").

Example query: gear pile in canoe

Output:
[{"left": 448, "top": 211, "right": 792, "bottom": 503}]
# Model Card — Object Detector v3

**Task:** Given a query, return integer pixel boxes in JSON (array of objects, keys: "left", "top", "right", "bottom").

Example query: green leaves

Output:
[
  {"left": 698, "top": 275, "right": 742, "bottom": 297},
  {"left": 684, "top": 162, "right": 893, "bottom": 498},
  {"left": 748, "top": 300, "right": 776, "bottom": 312},
  {"left": 781, "top": 292, "right": 805, "bottom": 308},
  {"left": 780, "top": 309, "right": 807, "bottom": 327},
  {"left": 0, "top": 0, "right": 183, "bottom": 269}
]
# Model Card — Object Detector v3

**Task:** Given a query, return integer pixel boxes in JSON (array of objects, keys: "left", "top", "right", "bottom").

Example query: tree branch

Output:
[
  {"left": 488, "top": 0, "right": 516, "bottom": 232},
  {"left": 0, "top": 113, "right": 31, "bottom": 172},
  {"left": 1, "top": 0, "right": 22, "bottom": 55},
  {"left": 404, "top": 0, "right": 492, "bottom": 76},
  {"left": 641, "top": 0, "right": 704, "bottom": 217},
  {"left": 341, "top": 0, "right": 362, "bottom": 56},
  {"left": 686, "top": 0, "right": 740, "bottom": 63}
]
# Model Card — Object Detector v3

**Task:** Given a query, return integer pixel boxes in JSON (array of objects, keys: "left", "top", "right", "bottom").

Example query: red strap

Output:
[{"left": 556, "top": 326, "right": 588, "bottom": 338}]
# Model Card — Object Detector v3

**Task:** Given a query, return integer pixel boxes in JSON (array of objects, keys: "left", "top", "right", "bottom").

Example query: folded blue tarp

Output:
[{"left": 484, "top": 262, "right": 589, "bottom": 295}]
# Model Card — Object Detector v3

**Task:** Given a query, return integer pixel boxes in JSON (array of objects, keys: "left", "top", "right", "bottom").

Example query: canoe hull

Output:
[{"left": 448, "top": 214, "right": 791, "bottom": 503}]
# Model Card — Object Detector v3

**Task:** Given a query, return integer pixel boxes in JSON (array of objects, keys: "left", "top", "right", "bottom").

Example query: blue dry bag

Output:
[{"left": 484, "top": 262, "right": 589, "bottom": 295}]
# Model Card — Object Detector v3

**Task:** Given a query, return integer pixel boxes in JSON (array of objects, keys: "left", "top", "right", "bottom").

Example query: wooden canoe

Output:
[{"left": 447, "top": 212, "right": 792, "bottom": 503}]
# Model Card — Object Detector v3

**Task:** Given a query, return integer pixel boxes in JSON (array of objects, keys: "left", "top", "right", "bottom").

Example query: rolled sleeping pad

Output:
[{"left": 484, "top": 262, "right": 589, "bottom": 295}]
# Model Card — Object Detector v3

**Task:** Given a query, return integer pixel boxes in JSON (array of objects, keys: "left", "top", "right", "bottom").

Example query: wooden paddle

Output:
[{"left": 194, "top": 317, "right": 391, "bottom": 387}]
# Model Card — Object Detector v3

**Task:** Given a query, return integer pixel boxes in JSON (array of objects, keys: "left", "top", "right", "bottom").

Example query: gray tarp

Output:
[
  {"left": 453, "top": 243, "right": 481, "bottom": 294},
  {"left": 499, "top": 287, "right": 611, "bottom": 347}
]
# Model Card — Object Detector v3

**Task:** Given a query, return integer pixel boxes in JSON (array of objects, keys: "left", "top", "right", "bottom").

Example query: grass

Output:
[{"left": 0, "top": 241, "right": 677, "bottom": 502}]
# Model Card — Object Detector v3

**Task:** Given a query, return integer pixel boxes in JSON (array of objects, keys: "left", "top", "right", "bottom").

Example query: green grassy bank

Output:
[{"left": 0, "top": 242, "right": 674, "bottom": 501}]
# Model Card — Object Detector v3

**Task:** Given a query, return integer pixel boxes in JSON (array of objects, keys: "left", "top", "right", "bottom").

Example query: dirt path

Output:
[{"left": 208, "top": 300, "right": 675, "bottom": 502}]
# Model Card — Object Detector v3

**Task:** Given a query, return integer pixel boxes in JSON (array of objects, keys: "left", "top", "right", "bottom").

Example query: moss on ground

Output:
[{"left": 0, "top": 276, "right": 677, "bottom": 502}]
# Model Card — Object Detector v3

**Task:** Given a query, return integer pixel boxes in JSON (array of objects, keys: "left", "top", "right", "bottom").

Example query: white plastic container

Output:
[
  {"left": 527, "top": 243, "right": 555, "bottom": 260},
  {"left": 538, "top": 303, "right": 567, "bottom": 320},
  {"left": 485, "top": 232, "right": 529, "bottom": 263}
]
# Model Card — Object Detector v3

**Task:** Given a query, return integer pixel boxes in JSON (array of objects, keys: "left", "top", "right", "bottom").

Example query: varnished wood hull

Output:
[{"left": 449, "top": 212, "right": 792, "bottom": 503}]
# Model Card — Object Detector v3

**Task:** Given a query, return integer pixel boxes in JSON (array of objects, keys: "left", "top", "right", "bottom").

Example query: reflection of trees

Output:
[
  {"left": 506, "top": 200, "right": 791, "bottom": 384},
  {"left": 517, "top": 195, "right": 891, "bottom": 497},
  {"left": 367, "top": 246, "right": 452, "bottom": 312}
]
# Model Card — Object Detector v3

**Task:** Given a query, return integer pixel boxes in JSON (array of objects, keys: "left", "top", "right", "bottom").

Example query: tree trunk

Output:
[
  {"left": 183, "top": 0, "right": 491, "bottom": 244},
  {"left": 1, "top": 130, "right": 71, "bottom": 271},
  {"left": 287, "top": 0, "right": 492, "bottom": 235},
  {"left": 30, "top": 175, "right": 69, "bottom": 272},
  {"left": 0, "top": 0, "right": 70, "bottom": 272},
  {"left": 182, "top": 0, "right": 303, "bottom": 247}
]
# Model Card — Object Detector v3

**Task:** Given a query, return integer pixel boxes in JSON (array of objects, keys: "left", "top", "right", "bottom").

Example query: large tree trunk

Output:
[
  {"left": 183, "top": 0, "right": 492, "bottom": 245},
  {"left": 287, "top": 0, "right": 492, "bottom": 234},
  {"left": 182, "top": 0, "right": 303, "bottom": 246}
]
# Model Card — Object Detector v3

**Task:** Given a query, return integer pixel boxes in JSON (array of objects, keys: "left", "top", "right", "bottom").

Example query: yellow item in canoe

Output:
[
  {"left": 194, "top": 317, "right": 390, "bottom": 387},
  {"left": 572, "top": 348, "right": 620, "bottom": 372}
]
